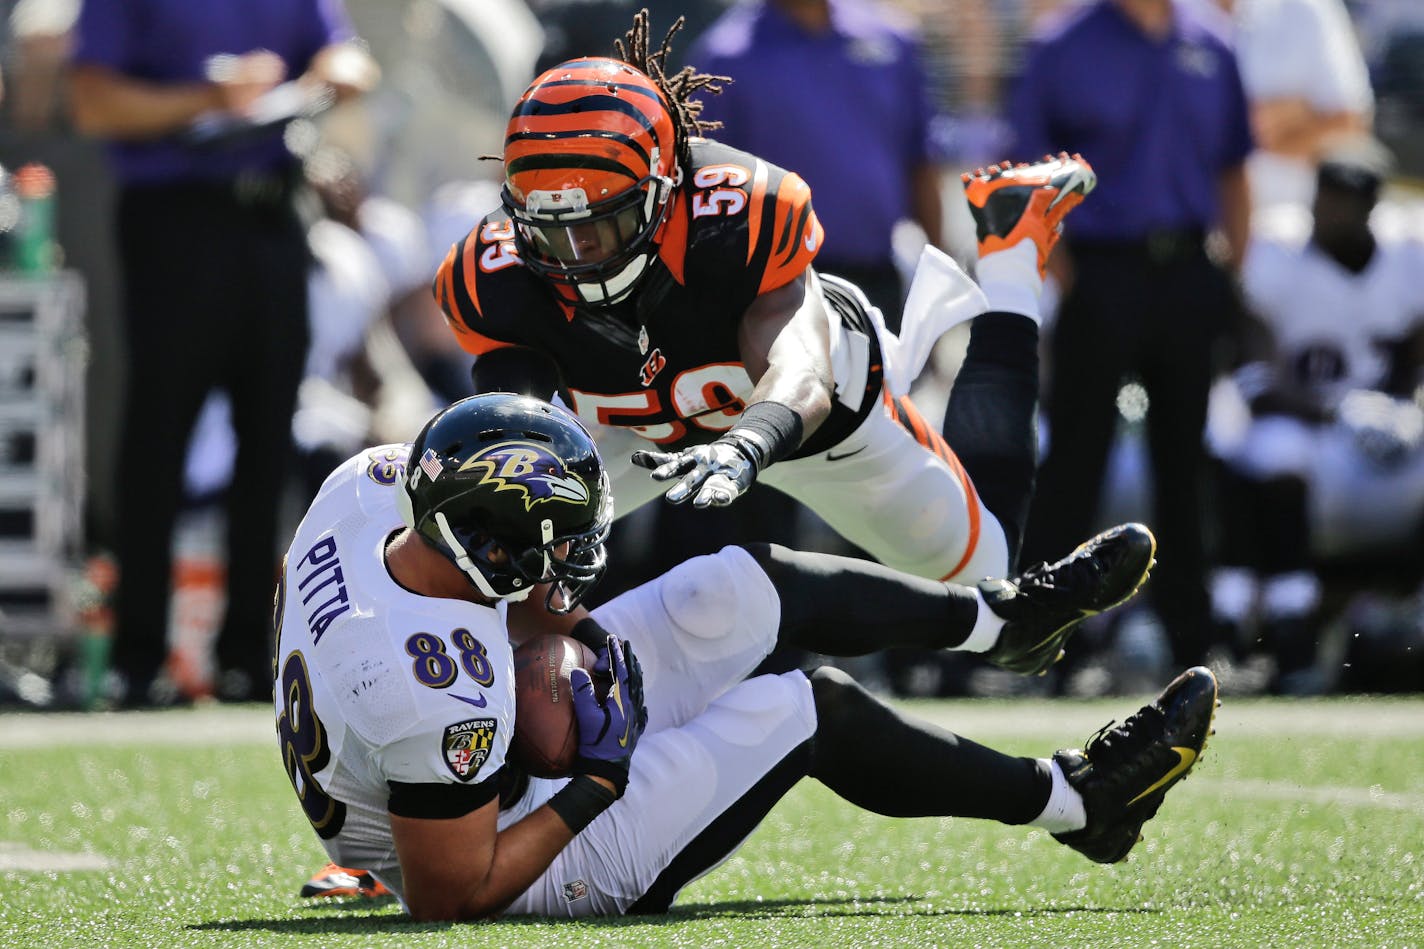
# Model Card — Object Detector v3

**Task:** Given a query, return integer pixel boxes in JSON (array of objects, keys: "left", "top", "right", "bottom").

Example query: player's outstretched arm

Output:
[
  {"left": 391, "top": 636, "right": 646, "bottom": 921},
  {"left": 631, "top": 270, "right": 833, "bottom": 507}
]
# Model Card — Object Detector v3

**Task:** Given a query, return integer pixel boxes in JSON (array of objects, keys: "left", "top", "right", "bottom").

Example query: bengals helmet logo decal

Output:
[{"left": 457, "top": 441, "right": 590, "bottom": 511}]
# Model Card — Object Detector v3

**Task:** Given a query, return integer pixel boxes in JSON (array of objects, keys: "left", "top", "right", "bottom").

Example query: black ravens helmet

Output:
[{"left": 397, "top": 393, "right": 612, "bottom": 613}]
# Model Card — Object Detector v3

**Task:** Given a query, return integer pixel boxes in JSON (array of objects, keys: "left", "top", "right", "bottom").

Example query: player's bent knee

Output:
[
  {"left": 808, "top": 665, "right": 863, "bottom": 727},
  {"left": 656, "top": 545, "right": 779, "bottom": 661},
  {"left": 806, "top": 666, "right": 881, "bottom": 779}
]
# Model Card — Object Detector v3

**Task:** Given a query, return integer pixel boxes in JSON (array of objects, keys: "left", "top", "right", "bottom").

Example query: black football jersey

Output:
[{"left": 434, "top": 139, "right": 882, "bottom": 457}]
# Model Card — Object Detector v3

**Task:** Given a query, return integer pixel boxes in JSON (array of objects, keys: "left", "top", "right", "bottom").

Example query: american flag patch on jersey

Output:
[{"left": 419, "top": 448, "right": 443, "bottom": 482}]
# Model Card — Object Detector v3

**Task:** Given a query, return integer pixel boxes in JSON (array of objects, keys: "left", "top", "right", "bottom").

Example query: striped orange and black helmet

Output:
[{"left": 501, "top": 58, "right": 679, "bottom": 308}]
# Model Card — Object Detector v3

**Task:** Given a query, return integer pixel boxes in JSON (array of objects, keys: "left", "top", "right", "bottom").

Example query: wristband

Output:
[
  {"left": 547, "top": 773, "right": 618, "bottom": 834},
  {"left": 727, "top": 401, "right": 804, "bottom": 470},
  {"left": 568, "top": 617, "right": 613, "bottom": 653}
]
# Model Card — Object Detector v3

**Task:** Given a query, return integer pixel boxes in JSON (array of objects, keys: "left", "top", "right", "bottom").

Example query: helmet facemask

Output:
[
  {"left": 429, "top": 505, "right": 610, "bottom": 614},
  {"left": 397, "top": 395, "right": 614, "bottom": 614},
  {"left": 502, "top": 57, "right": 682, "bottom": 309},
  {"left": 503, "top": 158, "right": 674, "bottom": 308}
]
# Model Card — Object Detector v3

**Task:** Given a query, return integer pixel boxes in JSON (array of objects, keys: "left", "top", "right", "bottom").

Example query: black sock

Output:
[
  {"left": 942, "top": 313, "right": 1041, "bottom": 567},
  {"left": 744, "top": 543, "right": 980, "bottom": 655},
  {"left": 807, "top": 667, "right": 1051, "bottom": 823}
]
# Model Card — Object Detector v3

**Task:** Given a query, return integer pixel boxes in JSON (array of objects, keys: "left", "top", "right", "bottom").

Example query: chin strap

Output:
[{"left": 433, "top": 511, "right": 532, "bottom": 603}]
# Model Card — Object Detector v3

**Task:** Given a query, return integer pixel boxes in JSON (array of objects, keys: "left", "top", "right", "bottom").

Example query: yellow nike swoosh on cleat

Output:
[{"left": 1127, "top": 747, "right": 1197, "bottom": 806}]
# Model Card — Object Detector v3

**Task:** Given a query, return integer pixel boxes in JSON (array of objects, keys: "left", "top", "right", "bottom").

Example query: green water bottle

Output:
[
  {"left": 13, "top": 163, "right": 56, "bottom": 275},
  {"left": 75, "top": 553, "right": 117, "bottom": 709}
]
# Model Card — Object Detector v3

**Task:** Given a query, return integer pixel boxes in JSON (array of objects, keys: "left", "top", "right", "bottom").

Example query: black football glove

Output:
[{"left": 570, "top": 635, "right": 648, "bottom": 797}]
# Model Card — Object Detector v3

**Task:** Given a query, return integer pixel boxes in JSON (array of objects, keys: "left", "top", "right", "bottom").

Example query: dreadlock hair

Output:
[{"left": 614, "top": 9, "right": 731, "bottom": 172}]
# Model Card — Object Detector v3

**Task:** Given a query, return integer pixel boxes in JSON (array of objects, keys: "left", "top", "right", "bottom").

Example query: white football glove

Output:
[{"left": 631, "top": 437, "right": 759, "bottom": 508}]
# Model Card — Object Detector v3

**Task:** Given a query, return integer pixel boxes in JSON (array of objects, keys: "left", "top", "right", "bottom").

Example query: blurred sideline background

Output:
[{"left": 0, "top": 0, "right": 1422, "bottom": 708}]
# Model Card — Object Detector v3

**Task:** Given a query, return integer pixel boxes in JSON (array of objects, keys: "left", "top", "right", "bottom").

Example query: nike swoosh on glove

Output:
[
  {"left": 570, "top": 635, "right": 648, "bottom": 797},
  {"left": 631, "top": 436, "right": 758, "bottom": 508}
]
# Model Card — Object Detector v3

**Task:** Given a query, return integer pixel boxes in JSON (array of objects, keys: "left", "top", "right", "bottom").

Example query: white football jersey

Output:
[
  {"left": 273, "top": 443, "right": 516, "bottom": 891},
  {"left": 1243, "top": 204, "right": 1424, "bottom": 407}
]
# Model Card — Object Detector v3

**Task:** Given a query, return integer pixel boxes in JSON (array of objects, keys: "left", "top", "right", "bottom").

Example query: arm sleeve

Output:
[
  {"left": 1303, "top": 0, "right": 1372, "bottom": 112},
  {"left": 471, "top": 347, "right": 562, "bottom": 401},
  {"left": 1241, "top": 0, "right": 1371, "bottom": 112}
]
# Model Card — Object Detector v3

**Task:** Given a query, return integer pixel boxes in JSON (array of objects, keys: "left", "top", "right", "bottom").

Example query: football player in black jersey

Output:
[{"left": 433, "top": 13, "right": 1130, "bottom": 601}]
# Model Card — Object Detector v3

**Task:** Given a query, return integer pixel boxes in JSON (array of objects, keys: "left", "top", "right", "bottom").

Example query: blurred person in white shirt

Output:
[
  {"left": 1220, "top": 0, "right": 1374, "bottom": 209},
  {"left": 1207, "top": 138, "right": 1424, "bottom": 691}
]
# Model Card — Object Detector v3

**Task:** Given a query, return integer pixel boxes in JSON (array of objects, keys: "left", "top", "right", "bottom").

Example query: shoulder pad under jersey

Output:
[
  {"left": 659, "top": 139, "right": 823, "bottom": 299},
  {"left": 433, "top": 209, "right": 567, "bottom": 356}
]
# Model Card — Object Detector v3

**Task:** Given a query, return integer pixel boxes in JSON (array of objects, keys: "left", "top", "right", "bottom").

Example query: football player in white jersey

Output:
[
  {"left": 1209, "top": 138, "right": 1424, "bottom": 691},
  {"left": 276, "top": 392, "right": 1217, "bottom": 919}
]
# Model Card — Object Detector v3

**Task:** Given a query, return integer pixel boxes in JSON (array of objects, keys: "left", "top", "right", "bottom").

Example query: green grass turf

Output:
[{"left": 2, "top": 696, "right": 1421, "bottom": 948}]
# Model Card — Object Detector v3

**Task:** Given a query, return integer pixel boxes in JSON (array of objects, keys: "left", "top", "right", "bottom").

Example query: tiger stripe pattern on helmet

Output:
[{"left": 503, "top": 58, "right": 676, "bottom": 208}]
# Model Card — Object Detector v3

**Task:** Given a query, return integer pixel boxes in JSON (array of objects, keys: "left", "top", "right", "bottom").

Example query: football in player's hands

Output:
[{"left": 511, "top": 634, "right": 606, "bottom": 777}]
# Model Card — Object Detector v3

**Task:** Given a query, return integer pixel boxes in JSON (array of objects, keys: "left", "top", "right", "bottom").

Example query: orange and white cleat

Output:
[
  {"left": 298, "top": 862, "right": 390, "bottom": 899},
  {"left": 963, "top": 152, "right": 1096, "bottom": 277}
]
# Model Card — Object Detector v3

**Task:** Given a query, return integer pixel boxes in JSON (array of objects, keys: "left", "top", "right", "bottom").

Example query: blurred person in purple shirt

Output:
[
  {"left": 68, "top": 0, "right": 376, "bottom": 707},
  {"left": 689, "top": 0, "right": 946, "bottom": 333},
  {"left": 1010, "top": 0, "right": 1253, "bottom": 669}
]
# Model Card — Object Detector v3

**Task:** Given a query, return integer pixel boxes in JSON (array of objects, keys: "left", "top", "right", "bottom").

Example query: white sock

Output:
[
  {"left": 957, "top": 588, "right": 1006, "bottom": 653},
  {"left": 974, "top": 241, "right": 1043, "bottom": 322},
  {"left": 1029, "top": 758, "right": 1087, "bottom": 833}
]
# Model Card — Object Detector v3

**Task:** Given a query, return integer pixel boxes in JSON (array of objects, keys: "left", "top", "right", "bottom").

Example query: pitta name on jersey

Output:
[{"left": 295, "top": 536, "right": 351, "bottom": 644}]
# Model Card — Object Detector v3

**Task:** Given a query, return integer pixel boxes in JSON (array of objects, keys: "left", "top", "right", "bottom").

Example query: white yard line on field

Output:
[
  {"left": 0, "top": 841, "right": 114, "bottom": 872},
  {"left": 908, "top": 698, "right": 1424, "bottom": 739},
  {"left": 0, "top": 697, "right": 1421, "bottom": 752},
  {"left": 1192, "top": 777, "right": 1424, "bottom": 812},
  {"left": 0, "top": 705, "right": 272, "bottom": 749}
]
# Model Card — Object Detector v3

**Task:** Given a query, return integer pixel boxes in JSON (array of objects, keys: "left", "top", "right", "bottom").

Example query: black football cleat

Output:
[
  {"left": 979, "top": 523, "right": 1156, "bottom": 676},
  {"left": 1052, "top": 665, "right": 1219, "bottom": 864}
]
